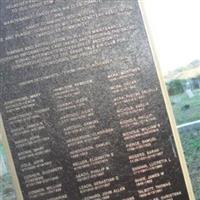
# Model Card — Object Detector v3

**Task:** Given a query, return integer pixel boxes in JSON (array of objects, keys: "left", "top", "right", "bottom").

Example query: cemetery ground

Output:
[
  {"left": 170, "top": 89, "right": 200, "bottom": 125},
  {"left": 0, "top": 144, "right": 16, "bottom": 200},
  {"left": 180, "top": 129, "right": 200, "bottom": 199},
  {"left": 170, "top": 88, "right": 200, "bottom": 199}
]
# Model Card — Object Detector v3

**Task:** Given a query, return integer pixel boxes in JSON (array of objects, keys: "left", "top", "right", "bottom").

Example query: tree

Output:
[{"left": 167, "top": 80, "right": 184, "bottom": 96}]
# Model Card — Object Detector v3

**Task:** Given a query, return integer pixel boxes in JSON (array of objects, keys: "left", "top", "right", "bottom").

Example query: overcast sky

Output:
[{"left": 141, "top": 0, "right": 200, "bottom": 75}]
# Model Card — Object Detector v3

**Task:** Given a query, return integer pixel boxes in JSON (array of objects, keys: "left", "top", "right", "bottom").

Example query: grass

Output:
[
  {"left": 0, "top": 144, "right": 16, "bottom": 200},
  {"left": 170, "top": 89, "right": 200, "bottom": 125},
  {"left": 170, "top": 89, "right": 200, "bottom": 199},
  {"left": 179, "top": 129, "right": 200, "bottom": 200}
]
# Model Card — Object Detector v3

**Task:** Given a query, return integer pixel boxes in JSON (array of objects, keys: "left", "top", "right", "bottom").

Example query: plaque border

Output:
[{"left": 139, "top": 1, "right": 195, "bottom": 199}]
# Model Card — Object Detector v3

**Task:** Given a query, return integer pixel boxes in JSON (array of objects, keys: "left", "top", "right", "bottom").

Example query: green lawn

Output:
[
  {"left": 0, "top": 144, "right": 16, "bottom": 200},
  {"left": 170, "top": 89, "right": 200, "bottom": 125},
  {"left": 170, "top": 89, "right": 200, "bottom": 199},
  {"left": 179, "top": 129, "right": 200, "bottom": 200}
]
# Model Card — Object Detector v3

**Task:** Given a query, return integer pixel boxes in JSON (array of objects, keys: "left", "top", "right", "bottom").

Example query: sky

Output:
[{"left": 141, "top": 0, "right": 200, "bottom": 75}]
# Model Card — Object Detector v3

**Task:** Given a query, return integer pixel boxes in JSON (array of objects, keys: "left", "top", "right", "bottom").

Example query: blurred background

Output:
[
  {"left": 0, "top": 117, "right": 16, "bottom": 200},
  {"left": 142, "top": 0, "right": 200, "bottom": 199}
]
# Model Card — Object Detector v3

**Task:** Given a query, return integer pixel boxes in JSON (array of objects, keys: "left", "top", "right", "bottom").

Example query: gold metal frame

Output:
[{"left": 139, "top": 1, "right": 195, "bottom": 199}]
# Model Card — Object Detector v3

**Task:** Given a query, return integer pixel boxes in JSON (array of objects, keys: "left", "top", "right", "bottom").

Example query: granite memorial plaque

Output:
[{"left": 0, "top": 0, "right": 194, "bottom": 199}]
